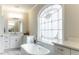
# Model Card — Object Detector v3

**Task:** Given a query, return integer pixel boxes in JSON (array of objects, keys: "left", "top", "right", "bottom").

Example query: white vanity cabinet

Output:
[
  {"left": 3, "top": 34, "right": 23, "bottom": 49},
  {"left": 71, "top": 49, "right": 79, "bottom": 55},
  {"left": 54, "top": 44, "right": 79, "bottom": 55},
  {"left": 3, "top": 36, "right": 10, "bottom": 49},
  {"left": 54, "top": 45, "right": 71, "bottom": 55},
  {"left": 0, "top": 36, "right": 4, "bottom": 53},
  {"left": 10, "top": 36, "right": 22, "bottom": 49}
]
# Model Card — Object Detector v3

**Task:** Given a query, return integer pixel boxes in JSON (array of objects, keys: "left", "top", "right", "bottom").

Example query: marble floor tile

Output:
[{"left": 1, "top": 49, "right": 22, "bottom": 55}]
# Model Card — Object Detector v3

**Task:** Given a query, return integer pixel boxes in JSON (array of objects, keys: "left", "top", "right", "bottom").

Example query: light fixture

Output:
[{"left": 7, "top": 12, "right": 23, "bottom": 19}]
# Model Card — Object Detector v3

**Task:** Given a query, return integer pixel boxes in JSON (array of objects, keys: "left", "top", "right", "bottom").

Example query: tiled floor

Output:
[
  {"left": 0, "top": 42, "right": 54, "bottom": 55},
  {"left": 1, "top": 49, "right": 22, "bottom": 55}
]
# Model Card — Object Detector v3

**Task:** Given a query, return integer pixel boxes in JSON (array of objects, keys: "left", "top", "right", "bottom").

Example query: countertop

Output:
[{"left": 52, "top": 40, "right": 79, "bottom": 51}]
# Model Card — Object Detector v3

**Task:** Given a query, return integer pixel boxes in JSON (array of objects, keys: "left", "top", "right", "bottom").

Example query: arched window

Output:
[{"left": 38, "top": 5, "right": 63, "bottom": 44}]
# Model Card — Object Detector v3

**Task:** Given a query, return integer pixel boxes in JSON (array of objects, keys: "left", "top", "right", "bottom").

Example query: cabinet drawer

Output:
[
  {"left": 4, "top": 41, "right": 9, "bottom": 49},
  {"left": 54, "top": 45, "right": 70, "bottom": 55},
  {"left": 4, "top": 40, "right": 9, "bottom": 45},
  {"left": 4, "top": 40, "right": 9, "bottom": 43},
  {"left": 4, "top": 40, "right": 9, "bottom": 49},
  {"left": 4, "top": 37, "right": 9, "bottom": 43},
  {"left": 4, "top": 45, "right": 9, "bottom": 49},
  {"left": 71, "top": 49, "right": 79, "bottom": 55}
]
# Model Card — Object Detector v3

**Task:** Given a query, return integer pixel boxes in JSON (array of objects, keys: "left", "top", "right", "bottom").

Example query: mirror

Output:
[{"left": 8, "top": 18, "right": 23, "bottom": 32}]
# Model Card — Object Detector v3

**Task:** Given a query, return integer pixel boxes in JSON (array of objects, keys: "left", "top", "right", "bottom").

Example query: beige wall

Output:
[
  {"left": 64, "top": 4, "right": 79, "bottom": 40},
  {"left": 28, "top": 4, "right": 45, "bottom": 35},
  {"left": 23, "top": 13, "right": 29, "bottom": 33}
]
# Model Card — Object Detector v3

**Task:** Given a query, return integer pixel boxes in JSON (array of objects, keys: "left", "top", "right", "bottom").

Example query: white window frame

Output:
[{"left": 37, "top": 4, "right": 64, "bottom": 44}]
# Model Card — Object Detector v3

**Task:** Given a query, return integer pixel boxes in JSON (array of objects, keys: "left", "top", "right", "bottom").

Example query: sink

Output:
[{"left": 21, "top": 44, "right": 50, "bottom": 55}]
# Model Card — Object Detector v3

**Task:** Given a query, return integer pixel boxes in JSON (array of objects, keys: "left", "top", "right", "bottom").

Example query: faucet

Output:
[{"left": 34, "top": 35, "right": 37, "bottom": 44}]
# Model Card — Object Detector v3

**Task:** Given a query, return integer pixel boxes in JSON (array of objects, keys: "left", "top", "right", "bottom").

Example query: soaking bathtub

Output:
[{"left": 21, "top": 44, "right": 50, "bottom": 55}]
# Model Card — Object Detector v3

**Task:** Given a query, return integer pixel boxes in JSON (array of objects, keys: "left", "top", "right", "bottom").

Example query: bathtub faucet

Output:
[{"left": 34, "top": 35, "right": 37, "bottom": 44}]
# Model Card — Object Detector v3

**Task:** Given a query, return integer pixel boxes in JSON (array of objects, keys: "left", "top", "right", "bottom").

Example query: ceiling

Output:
[{"left": 2, "top": 4, "right": 36, "bottom": 10}]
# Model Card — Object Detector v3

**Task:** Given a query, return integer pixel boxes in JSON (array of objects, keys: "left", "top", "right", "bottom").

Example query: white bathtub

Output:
[{"left": 21, "top": 44, "right": 50, "bottom": 55}]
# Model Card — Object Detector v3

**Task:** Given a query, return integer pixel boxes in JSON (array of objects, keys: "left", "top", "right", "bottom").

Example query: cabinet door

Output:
[
  {"left": 10, "top": 37, "right": 22, "bottom": 48},
  {"left": 71, "top": 49, "right": 79, "bottom": 55},
  {"left": 10, "top": 37, "right": 16, "bottom": 48},
  {"left": 0, "top": 37, "right": 4, "bottom": 53},
  {"left": 54, "top": 45, "right": 70, "bottom": 55},
  {"left": 15, "top": 38, "right": 21, "bottom": 48},
  {"left": 4, "top": 37, "right": 9, "bottom": 49}
]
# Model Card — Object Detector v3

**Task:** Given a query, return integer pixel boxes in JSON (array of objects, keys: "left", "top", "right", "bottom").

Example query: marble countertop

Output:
[{"left": 52, "top": 40, "right": 79, "bottom": 51}]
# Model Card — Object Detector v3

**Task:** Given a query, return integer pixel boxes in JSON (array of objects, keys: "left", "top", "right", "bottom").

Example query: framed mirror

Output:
[{"left": 8, "top": 18, "right": 23, "bottom": 32}]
